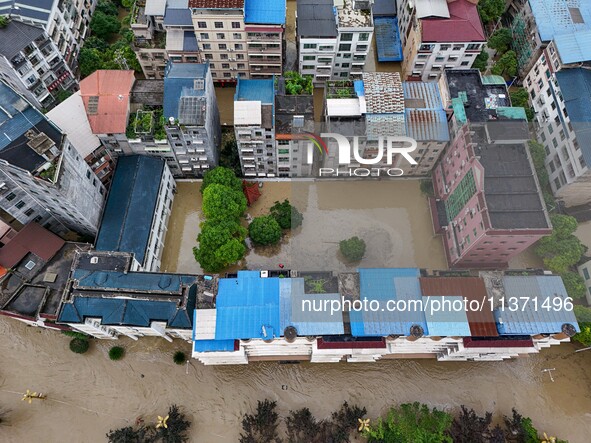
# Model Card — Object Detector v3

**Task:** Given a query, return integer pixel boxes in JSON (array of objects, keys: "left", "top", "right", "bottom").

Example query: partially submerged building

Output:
[
  {"left": 94, "top": 155, "right": 174, "bottom": 272},
  {"left": 0, "top": 80, "right": 105, "bottom": 237},
  {"left": 431, "top": 70, "right": 552, "bottom": 268}
]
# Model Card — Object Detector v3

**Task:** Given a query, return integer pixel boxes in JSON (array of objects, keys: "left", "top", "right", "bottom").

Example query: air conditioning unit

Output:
[{"left": 260, "top": 270, "right": 269, "bottom": 278}]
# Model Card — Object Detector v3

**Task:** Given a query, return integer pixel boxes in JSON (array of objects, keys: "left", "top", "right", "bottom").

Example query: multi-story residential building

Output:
[
  {"left": 0, "top": 80, "right": 105, "bottom": 237},
  {"left": 46, "top": 91, "right": 115, "bottom": 186},
  {"left": 372, "top": 0, "right": 403, "bottom": 63},
  {"left": 163, "top": 62, "right": 221, "bottom": 176},
  {"left": 297, "top": 0, "right": 373, "bottom": 85},
  {"left": 397, "top": 0, "right": 485, "bottom": 81},
  {"left": 0, "top": 20, "right": 77, "bottom": 110},
  {"left": 190, "top": 268, "right": 578, "bottom": 365},
  {"left": 523, "top": 33, "right": 591, "bottom": 206},
  {"left": 234, "top": 78, "right": 276, "bottom": 177},
  {"left": 322, "top": 72, "right": 448, "bottom": 176},
  {"left": 511, "top": 0, "right": 591, "bottom": 76},
  {"left": 0, "top": 0, "right": 98, "bottom": 72},
  {"left": 0, "top": 222, "right": 89, "bottom": 329},
  {"left": 95, "top": 155, "right": 174, "bottom": 272},
  {"left": 274, "top": 76, "right": 316, "bottom": 177},
  {"left": 57, "top": 251, "right": 198, "bottom": 341},
  {"left": 431, "top": 70, "right": 552, "bottom": 268},
  {"left": 577, "top": 259, "right": 591, "bottom": 305}
]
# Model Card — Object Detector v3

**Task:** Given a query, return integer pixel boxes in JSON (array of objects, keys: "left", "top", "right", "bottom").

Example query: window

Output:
[
  {"left": 303, "top": 55, "right": 315, "bottom": 61},
  {"left": 467, "top": 44, "right": 480, "bottom": 50},
  {"left": 200, "top": 33, "right": 209, "bottom": 40},
  {"left": 237, "top": 63, "right": 245, "bottom": 69},
  {"left": 339, "top": 72, "right": 348, "bottom": 77},
  {"left": 216, "top": 33, "right": 225, "bottom": 39},
  {"left": 356, "top": 45, "right": 368, "bottom": 52},
  {"left": 202, "top": 43, "right": 211, "bottom": 50},
  {"left": 198, "top": 21, "right": 206, "bottom": 28},
  {"left": 302, "top": 65, "right": 315, "bottom": 70},
  {"left": 338, "top": 44, "right": 351, "bottom": 51},
  {"left": 453, "top": 44, "right": 463, "bottom": 50},
  {"left": 233, "top": 33, "right": 241, "bottom": 39},
  {"left": 583, "top": 268, "right": 589, "bottom": 280},
  {"left": 215, "top": 22, "right": 223, "bottom": 28},
  {"left": 460, "top": 61, "right": 470, "bottom": 66},
  {"left": 220, "top": 53, "right": 228, "bottom": 60},
  {"left": 440, "top": 44, "right": 450, "bottom": 50},
  {"left": 341, "top": 33, "right": 353, "bottom": 41},
  {"left": 341, "top": 63, "right": 350, "bottom": 68},
  {"left": 6, "top": 192, "right": 16, "bottom": 201},
  {"left": 86, "top": 170, "right": 91, "bottom": 179},
  {"left": 24, "top": 208, "right": 34, "bottom": 217},
  {"left": 232, "top": 22, "right": 240, "bottom": 28},
  {"left": 222, "top": 63, "right": 230, "bottom": 69},
  {"left": 234, "top": 43, "right": 243, "bottom": 50},
  {"left": 219, "top": 43, "right": 227, "bottom": 50},
  {"left": 204, "top": 53, "right": 213, "bottom": 60},
  {"left": 359, "top": 33, "right": 369, "bottom": 41},
  {"left": 303, "top": 43, "right": 316, "bottom": 49},
  {"left": 15, "top": 200, "right": 25, "bottom": 209},
  {"left": 236, "top": 54, "right": 244, "bottom": 60},
  {"left": 209, "top": 63, "right": 215, "bottom": 69},
  {"left": 419, "top": 44, "right": 433, "bottom": 51},
  {"left": 293, "top": 115, "right": 304, "bottom": 128}
]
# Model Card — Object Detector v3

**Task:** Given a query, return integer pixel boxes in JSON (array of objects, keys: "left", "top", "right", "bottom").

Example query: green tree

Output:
[
  {"left": 510, "top": 88, "right": 534, "bottom": 121},
  {"left": 0, "top": 15, "right": 9, "bottom": 29},
  {"left": 108, "top": 346, "right": 125, "bottom": 361},
  {"left": 364, "top": 402, "right": 453, "bottom": 443},
  {"left": 56, "top": 89, "right": 73, "bottom": 104},
  {"left": 173, "top": 351, "right": 187, "bottom": 365},
  {"left": 339, "top": 236, "right": 366, "bottom": 262},
  {"left": 96, "top": 0, "right": 119, "bottom": 16},
  {"left": 249, "top": 216, "right": 282, "bottom": 246},
  {"left": 219, "top": 139, "right": 242, "bottom": 176},
  {"left": 269, "top": 199, "right": 303, "bottom": 229},
  {"left": 560, "top": 271, "right": 587, "bottom": 299},
  {"left": 109, "top": 41, "right": 142, "bottom": 72},
  {"left": 90, "top": 11, "right": 121, "bottom": 40},
  {"left": 449, "top": 406, "right": 498, "bottom": 443},
  {"left": 69, "top": 338, "right": 90, "bottom": 354},
  {"left": 286, "top": 408, "right": 322, "bottom": 443},
  {"left": 155, "top": 404, "right": 191, "bottom": 443},
  {"left": 472, "top": 49, "right": 489, "bottom": 71},
  {"left": 106, "top": 426, "right": 150, "bottom": 443},
  {"left": 200, "top": 166, "right": 242, "bottom": 194},
  {"left": 478, "top": 0, "right": 505, "bottom": 24},
  {"left": 202, "top": 183, "right": 247, "bottom": 221},
  {"left": 573, "top": 322, "right": 591, "bottom": 346},
  {"left": 535, "top": 235, "right": 586, "bottom": 273},
  {"left": 284, "top": 71, "right": 313, "bottom": 95},
  {"left": 491, "top": 50, "right": 518, "bottom": 78},
  {"left": 550, "top": 214, "right": 578, "bottom": 239},
  {"left": 574, "top": 304, "right": 591, "bottom": 322},
  {"left": 121, "top": 0, "right": 134, "bottom": 7},
  {"left": 240, "top": 399, "right": 281, "bottom": 443},
  {"left": 193, "top": 219, "right": 246, "bottom": 272},
  {"left": 503, "top": 409, "right": 539, "bottom": 443},
  {"left": 78, "top": 47, "right": 103, "bottom": 78},
  {"left": 487, "top": 28, "right": 512, "bottom": 54}
]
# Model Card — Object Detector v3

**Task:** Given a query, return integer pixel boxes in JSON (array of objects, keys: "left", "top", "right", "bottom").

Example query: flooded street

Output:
[{"left": 1, "top": 317, "right": 590, "bottom": 442}]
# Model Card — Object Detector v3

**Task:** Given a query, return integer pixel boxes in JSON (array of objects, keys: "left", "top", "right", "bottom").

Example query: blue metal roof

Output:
[
  {"left": 494, "top": 276, "right": 580, "bottom": 335},
  {"left": 95, "top": 155, "right": 165, "bottom": 265},
  {"left": 58, "top": 296, "right": 192, "bottom": 328},
  {"left": 0, "top": 81, "right": 45, "bottom": 151},
  {"left": 192, "top": 339, "right": 236, "bottom": 352},
  {"left": 424, "top": 296, "right": 471, "bottom": 336},
  {"left": 214, "top": 271, "right": 281, "bottom": 340},
  {"left": 183, "top": 31, "right": 199, "bottom": 51},
  {"left": 529, "top": 0, "right": 591, "bottom": 42},
  {"left": 163, "top": 62, "right": 209, "bottom": 121},
  {"left": 556, "top": 68, "right": 591, "bottom": 168},
  {"left": 554, "top": 30, "right": 591, "bottom": 64},
  {"left": 244, "top": 0, "right": 286, "bottom": 25},
  {"left": 235, "top": 78, "right": 275, "bottom": 104},
  {"left": 350, "top": 268, "right": 428, "bottom": 337},
  {"left": 374, "top": 17, "right": 403, "bottom": 62},
  {"left": 72, "top": 269, "right": 191, "bottom": 293},
  {"left": 403, "top": 82, "right": 450, "bottom": 142},
  {"left": 163, "top": 8, "right": 193, "bottom": 26},
  {"left": 353, "top": 80, "right": 364, "bottom": 97},
  {"left": 279, "top": 278, "right": 344, "bottom": 336}
]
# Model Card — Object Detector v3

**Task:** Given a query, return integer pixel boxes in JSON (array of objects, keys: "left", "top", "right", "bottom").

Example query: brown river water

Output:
[{"left": 1, "top": 318, "right": 591, "bottom": 442}]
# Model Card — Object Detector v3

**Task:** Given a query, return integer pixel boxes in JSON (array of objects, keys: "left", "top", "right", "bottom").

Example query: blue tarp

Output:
[
  {"left": 375, "top": 17, "right": 403, "bottom": 62},
  {"left": 244, "top": 0, "right": 286, "bottom": 25}
]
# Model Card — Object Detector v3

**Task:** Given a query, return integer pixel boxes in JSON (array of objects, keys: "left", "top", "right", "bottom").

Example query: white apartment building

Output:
[
  {"left": 234, "top": 78, "right": 276, "bottom": 177},
  {"left": 297, "top": 0, "right": 373, "bottom": 85},
  {"left": 0, "top": 80, "right": 106, "bottom": 237},
  {"left": 525, "top": 60, "right": 591, "bottom": 206},
  {"left": 0, "top": 0, "right": 98, "bottom": 73},
  {"left": 0, "top": 21, "right": 77, "bottom": 110},
  {"left": 397, "top": 0, "right": 485, "bottom": 81}
]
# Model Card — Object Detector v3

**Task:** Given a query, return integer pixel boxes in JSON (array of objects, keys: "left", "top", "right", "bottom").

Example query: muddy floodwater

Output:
[{"left": 1, "top": 318, "right": 591, "bottom": 442}]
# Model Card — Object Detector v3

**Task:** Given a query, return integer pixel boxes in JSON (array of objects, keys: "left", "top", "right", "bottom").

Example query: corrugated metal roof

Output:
[
  {"left": 415, "top": 0, "right": 450, "bottom": 19},
  {"left": 496, "top": 106, "right": 528, "bottom": 121},
  {"left": 163, "top": 8, "right": 193, "bottom": 26},
  {"left": 0, "top": 20, "right": 45, "bottom": 60},
  {"left": 214, "top": 271, "right": 281, "bottom": 340},
  {"left": 374, "top": 17, "right": 403, "bottom": 62},
  {"left": 482, "top": 75, "right": 507, "bottom": 85},
  {"left": 192, "top": 339, "right": 236, "bottom": 352},
  {"left": 494, "top": 276, "right": 580, "bottom": 335},
  {"left": 451, "top": 98, "right": 467, "bottom": 124},
  {"left": 366, "top": 114, "right": 406, "bottom": 139},
  {"left": 424, "top": 296, "right": 472, "bottom": 336},
  {"left": 421, "top": 0, "right": 485, "bottom": 43},
  {"left": 555, "top": 68, "right": 591, "bottom": 168},
  {"left": 95, "top": 155, "right": 165, "bottom": 264},
  {"left": 47, "top": 92, "right": 101, "bottom": 158},
  {"left": 235, "top": 78, "right": 275, "bottom": 103},
  {"left": 554, "top": 30, "right": 591, "bottom": 63},
  {"left": 245, "top": 0, "right": 286, "bottom": 25},
  {"left": 72, "top": 269, "right": 185, "bottom": 293},
  {"left": 189, "top": 0, "right": 244, "bottom": 8},
  {"left": 279, "top": 278, "right": 344, "bottom": 336},
  {"left": 403, "top": 82, "right": 449, "bottom": 142},
  {"left": 163, "top": 62, "right": 209, "bottom": 123},
  {"left": 419, "top": 277, "right": 499, "bottom": 337},
  {"left": 0, "top": 222, "right": 64, "bottom": 269},
  {"left": 0, "top": 81, "right": 45, "bottom": 151},
  {"left": 183, "top": 31, "right": 199, "bottom": 51},
  {"left": 350, "top": 268, "right": 428, "bottom": 337},
  {"left": 362, "top": 72, "right": 404, "bottom": 114},
  {"left": 145, "top": 0, "right": 167, "bottom": 15},
  {"left": 529, "top": 0, "right": 591, "bottom": 42}
]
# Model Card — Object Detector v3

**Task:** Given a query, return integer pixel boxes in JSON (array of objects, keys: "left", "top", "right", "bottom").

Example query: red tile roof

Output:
[
  {"left": 188, "top": 0, "right": 244, "bottom": 7},
  {"left": 421, "top": 0, "right": 485, "bottom": 43},
  {"left": 419, "top": 277, "right": 498, "bottom": 337},
  {"left": 0, "top": 223, "right": 65, "bottom": 269},
  {"left": 79, "top": 70, "right": 135, "bottom": 135}
]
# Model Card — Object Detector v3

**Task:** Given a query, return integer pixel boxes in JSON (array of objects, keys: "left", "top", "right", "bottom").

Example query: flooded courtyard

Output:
[
  {"left": 1, "top": 317, "right": 590, "bottom": 442},
  {"left": 160, "top": 180, "right": 449, "bottom": 275}
]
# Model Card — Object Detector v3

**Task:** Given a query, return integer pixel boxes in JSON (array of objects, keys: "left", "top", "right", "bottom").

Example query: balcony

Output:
[
  {"left": 247, "top": 32, "right": 281, "bottom": 42},
  {"left": 247, "top": 43, "right": 281, "bottom": 54},
  {"left": 251, "top": 66, "right": 282, "bottom": 75}
]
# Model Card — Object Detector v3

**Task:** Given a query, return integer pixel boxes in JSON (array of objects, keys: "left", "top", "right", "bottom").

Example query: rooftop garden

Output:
[
  {"left": 283, "top": 71, "right": 313, "bottom": 95},
  {"left": 126, "top": 107, "right": 166, "bottom": 140},
  {"left": 326, "top": 80, "right": 356, "bottom": 99}
]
